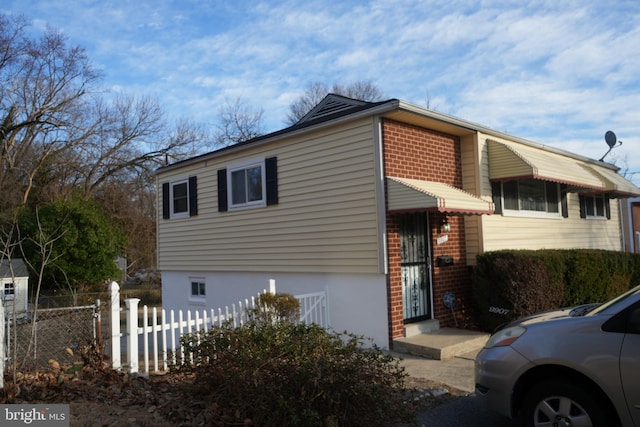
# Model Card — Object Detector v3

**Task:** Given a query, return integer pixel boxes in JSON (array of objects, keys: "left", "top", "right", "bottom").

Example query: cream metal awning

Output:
[
  {"left": 386, "top": 177, "right": 494, "bottom": 214},
  {"left": 488, "top": 140, "right": 605, "bottom": 191},
  {"left": 582, "top": 165, "right": 640, "bottom": 197}
]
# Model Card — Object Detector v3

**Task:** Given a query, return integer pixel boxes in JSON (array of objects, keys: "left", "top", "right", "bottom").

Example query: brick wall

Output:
[{"left": 383, "top": 119, "right": 474, "bottom": 343}]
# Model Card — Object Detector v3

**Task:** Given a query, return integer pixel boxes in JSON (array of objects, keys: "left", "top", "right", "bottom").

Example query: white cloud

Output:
[{"left": 3, "top": 0, "right": 640, "bottom": 181}]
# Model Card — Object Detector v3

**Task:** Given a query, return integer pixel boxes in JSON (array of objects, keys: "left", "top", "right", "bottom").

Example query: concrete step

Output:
[
  {"left": 404, "top": 319, "right": 440, "bottom": 337},
  {"left": 393, "top": 328, "right": 489, "bottom": 360}
]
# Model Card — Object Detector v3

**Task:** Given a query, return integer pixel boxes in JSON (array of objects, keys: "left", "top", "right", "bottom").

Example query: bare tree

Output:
[
  {"left": 213, "top": 97, "right": 264, "bottom": 147},
  {"left": 0, "top": 15, "right": 101, "bottom": 211},
  {"left": 1, "top": 13, "right": 208, "bottom": 208},
  {"left": 17, "top": 208, "right": 66, "bottom": 374},
  {"left": 95, "top": 171, "right": 157, "bottom": 275},
  {"left": 286, "top": 81, "right": 385, "bottom": 125},
  {"left": 0, "top": 12, "right": 209, "bottom": 289},
  {"left": 70, "top": 95, "right": 206, "bottom": 198}
]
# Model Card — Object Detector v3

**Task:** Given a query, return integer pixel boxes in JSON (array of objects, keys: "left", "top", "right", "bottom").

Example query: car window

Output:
[{"left": 588, "top": 285, "right": 640, "bottom": 316}]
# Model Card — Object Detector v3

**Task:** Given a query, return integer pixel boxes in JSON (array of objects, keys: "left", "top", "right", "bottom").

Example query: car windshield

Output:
[{"left": 587, "top": 284, "right": 640, "bottom": 316}]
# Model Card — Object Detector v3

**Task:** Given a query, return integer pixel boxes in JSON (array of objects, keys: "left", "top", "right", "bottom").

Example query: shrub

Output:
[
  {"left": 472, "top": 251, "right": 563, "bottom": 331},
  {"left": 249, "top": 291, "right": 301, "bottom": 325},
  {"left": 472, "top": 249, "right": 640, "bottom": 331},
  {"left": 171, "top": 294, "right": 415, "bottom": 426},
  {"left": 563, "top": 249, "right": 634, "bottom": 305}
]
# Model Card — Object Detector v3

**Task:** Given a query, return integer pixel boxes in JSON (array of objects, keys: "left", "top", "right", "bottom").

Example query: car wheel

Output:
[{"left": 520, "top": 380, "right": 611, "bottom": 427}]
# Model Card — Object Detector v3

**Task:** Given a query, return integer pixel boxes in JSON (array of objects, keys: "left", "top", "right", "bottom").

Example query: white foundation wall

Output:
[{"left": 161, "top": 271, "right": 390, "bottom": 348}]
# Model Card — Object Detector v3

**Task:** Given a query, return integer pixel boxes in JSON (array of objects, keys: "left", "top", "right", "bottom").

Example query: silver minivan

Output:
[{"left": 475, "top": 285, "right": 640, "bottom": 427}]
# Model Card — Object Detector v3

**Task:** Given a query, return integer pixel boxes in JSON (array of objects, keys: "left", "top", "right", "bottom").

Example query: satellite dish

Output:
[
  {"left": 599, "top": 130, "right": 622, "bottom": 161},
  {"left": 605, "top": 130, "right": 617, "bottom": 148}
]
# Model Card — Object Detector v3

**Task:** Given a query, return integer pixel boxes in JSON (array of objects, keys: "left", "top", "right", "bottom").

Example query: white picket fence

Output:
[{"left": 109, "top": 280, "right": 329, "bottom": 375}]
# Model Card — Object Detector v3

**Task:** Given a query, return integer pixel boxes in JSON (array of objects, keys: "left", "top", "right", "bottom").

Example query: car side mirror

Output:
[{"left": 628, "top": 308, "right": 640, "bottom": 334}]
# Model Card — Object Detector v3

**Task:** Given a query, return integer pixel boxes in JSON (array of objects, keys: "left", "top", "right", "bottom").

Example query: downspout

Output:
[
  {"left": 619, "top": 198, "right": 631, "bottom": 253},
  {"left": 373, "top": 116, "right": 388, "bottom": 275}
]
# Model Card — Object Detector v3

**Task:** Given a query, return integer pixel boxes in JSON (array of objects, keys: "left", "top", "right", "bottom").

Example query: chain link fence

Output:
[{"left": 3, "top": 292, "right": 113, "bottom": 372}]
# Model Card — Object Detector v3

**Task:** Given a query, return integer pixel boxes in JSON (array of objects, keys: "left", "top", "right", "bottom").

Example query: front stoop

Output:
[{"left": 393, "top": 327, "right": 489, "bottom": 360}]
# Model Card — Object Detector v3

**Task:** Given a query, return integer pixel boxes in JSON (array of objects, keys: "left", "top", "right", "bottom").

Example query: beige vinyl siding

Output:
[
  {"left": 460, "top": 133, "right": 485, "bottom": 265},
  {"left": 477, "top": 133, "right": 623, "bottom": 252},
  {"left": 157, "top": 119, "right": 381, "bottom": 274},
  {"left": 482, "top": 193, "right": 622, "bottom": 251}
]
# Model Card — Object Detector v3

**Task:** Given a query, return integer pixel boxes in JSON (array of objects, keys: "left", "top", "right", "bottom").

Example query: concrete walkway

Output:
[{"left": 392, "top": 349, "right": 479, "bottom": 393}]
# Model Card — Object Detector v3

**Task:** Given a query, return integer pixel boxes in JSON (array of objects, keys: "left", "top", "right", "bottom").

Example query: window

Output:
[
  {"left": 579, "top": 194, "right": 610, "bottom": 219},
  {"left": 2, "top": 282, "right": 15, "bottom": 300},
  {"left": 218, "top": 157, "right": 278, "bottom": 212},
  {"left": 162, "top": 176, "right": 197, "bottom": 219},
  {"left": 493, "top": 179, "right": 562, "bottom": 217},
  {"left": 230, "top": 162, "right": 265, "bottom": 208},
  {"left": 191, "top": 280, "right": 205, "bottom": 297},
  {"left": 172, "top": 180, "right": 189, "bottom": 215}
]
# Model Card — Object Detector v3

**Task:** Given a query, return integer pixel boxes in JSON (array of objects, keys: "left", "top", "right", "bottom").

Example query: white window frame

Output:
[
  {"left": 189, "top": 278, "right": 206, "bottom": 305},
  {"left": 500, "top": 179, "right": 562, "bottom": 219},
  {"left": 2, "top": 281, "right": 15, "bottom": 301},
  {"left": 227, "top": 158, "right": 266, "bottom": 211},
  {"left": 582, "top": 194, "right": 608, "bottom": 220},
  {"left": 170, "top": 178, "right": 190, "bottom": 219}
]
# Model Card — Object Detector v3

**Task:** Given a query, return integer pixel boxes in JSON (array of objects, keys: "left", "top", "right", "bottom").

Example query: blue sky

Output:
[{"left": 3, "top": 0, "right": 640, "bottom": 183}]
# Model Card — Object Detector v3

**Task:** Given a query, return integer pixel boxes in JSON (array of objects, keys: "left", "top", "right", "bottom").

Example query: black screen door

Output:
[{"left": 400, "top": 213, "right": 432, "bottom": 322}]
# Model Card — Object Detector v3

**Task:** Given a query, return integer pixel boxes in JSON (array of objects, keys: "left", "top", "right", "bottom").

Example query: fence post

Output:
[
  {"left": 109, "top": 281, "right": 121, "bottom": 370},
  {"left": 94, "top": 298, "right": 102, "bottom": 348},
  {"left": 268, "top": 279, "right": 276, "bottom": 294},
  {"left": 125, "top": 298, "right": 140, "bottom": 374},
  {"left": 0, "top": 299, "right": 4, "bottom": 390}
]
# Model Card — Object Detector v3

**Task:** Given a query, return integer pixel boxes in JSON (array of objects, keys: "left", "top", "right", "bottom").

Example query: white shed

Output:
[{"left": 1, "top": 259, "right": 29, "bottom": 318}]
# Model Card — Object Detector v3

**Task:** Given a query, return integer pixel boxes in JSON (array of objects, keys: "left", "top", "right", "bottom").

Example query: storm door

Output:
[{"left": 400, "top": 213, "right": 432, "bottom": 322}]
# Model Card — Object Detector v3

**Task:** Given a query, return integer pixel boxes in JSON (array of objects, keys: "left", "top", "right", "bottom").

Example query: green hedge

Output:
[{"left": 472, "top": 249, "right": 640, "bottom": 331}]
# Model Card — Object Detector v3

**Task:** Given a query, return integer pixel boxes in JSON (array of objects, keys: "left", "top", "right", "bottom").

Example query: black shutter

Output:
[
  {"left": 217, "top": 169, "right": 228, "bottom": 212},
  {"left": 265, "top": 157, "right": 278, "bottom": 206},
  {"left": 605, "top": 196, "right": 611, "bottom": 220},
  {"left": 188, "top": 176, "right": 198, "bottom": 216},
  {"left": 579, "top": 195, "right": 586, "bottom": 218},
  {"left": 162, "top": 182, "right": 170, "bottom": 219},
  {"left": 491, "top": 182, "right": 502, "bottom": 214},
  {"left": 561, "top": 184, "right": 568, "bottom": 218}
]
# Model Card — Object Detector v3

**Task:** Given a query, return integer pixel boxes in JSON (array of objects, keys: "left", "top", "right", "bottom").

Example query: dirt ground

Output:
[{"left": 2, "top": 364, "right": 467, "bottom": 426}]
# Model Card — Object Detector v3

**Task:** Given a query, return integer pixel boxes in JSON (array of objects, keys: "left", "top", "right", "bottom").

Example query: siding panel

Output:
[
  {"left": 476, "top": 133, "right": 623, "bottom": 252},
  {"left": 482, "top": 195, "right": 622, "bottom": 250},
  {"left": 157, "top": 119, "right": 381, "bottom": 274}
]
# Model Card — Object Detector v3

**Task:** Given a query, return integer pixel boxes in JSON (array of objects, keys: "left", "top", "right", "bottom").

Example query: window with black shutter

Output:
[
  {"left": 579, "top": 194, "right": 610, "bottom": 219},
  {"left": 491, "top": 179, "right": 562, "bottom": 216},
  {"left": 219, "top": 157, "right": 278, "bottom": 212},
  {"left": 162, "top": 176, "right": 198, "bottom": 219}
]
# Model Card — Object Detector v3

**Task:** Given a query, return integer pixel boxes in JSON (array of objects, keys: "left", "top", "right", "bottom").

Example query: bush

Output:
[
  {"left": 171, "top": 294, "right": 415, "bottom": 426},
  {"left": 249, "top": 291, "right": 300, "bottom": 325},
  {"left": 563, "top": 249, "right": 632, "bottom": 305},
  {"left": 472, "top": 249, "right": 640, "bottom": 331},
  {"left": 472, "top": 251, "right": 563, "bottom": 331}
]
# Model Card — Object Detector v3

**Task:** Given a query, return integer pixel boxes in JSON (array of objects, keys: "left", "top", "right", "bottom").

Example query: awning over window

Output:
[
  {"left": 488, "top": 140, "right": 605, "bottom": 191},
  {"left": 386, "top": 177, "right": 494, "bottom": 214},
  {"left": 581, "top": 165, "right": 640, "bottom": 197}
]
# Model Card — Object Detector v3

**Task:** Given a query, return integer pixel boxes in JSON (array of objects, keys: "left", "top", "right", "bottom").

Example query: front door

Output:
[{"left": 400, "top": 213, "right": 432, "bottom": 322}]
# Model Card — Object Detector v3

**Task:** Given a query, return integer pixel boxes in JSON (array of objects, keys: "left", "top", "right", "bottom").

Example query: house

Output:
[
  {"left": 621, "top": 197, "right": 640, "bottom": 253},
  {"left": 156, "top": 94, "right": 640, "bottom": 348},
  {"left": 1, "top": 258, "right": 29, "bottom": 319}
]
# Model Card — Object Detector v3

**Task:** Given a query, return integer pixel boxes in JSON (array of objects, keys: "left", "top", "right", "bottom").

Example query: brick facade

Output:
[{"left": 382, "top": 119, "right": 474, "bottom": 343}]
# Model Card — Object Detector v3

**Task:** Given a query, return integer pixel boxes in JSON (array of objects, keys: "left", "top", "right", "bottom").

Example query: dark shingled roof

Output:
[
  {"left": 156, "top": 94, "right": 395, "bottom": 173},
  {"left": 0, "top": 259, "right": 28, "bottom": 278}
]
